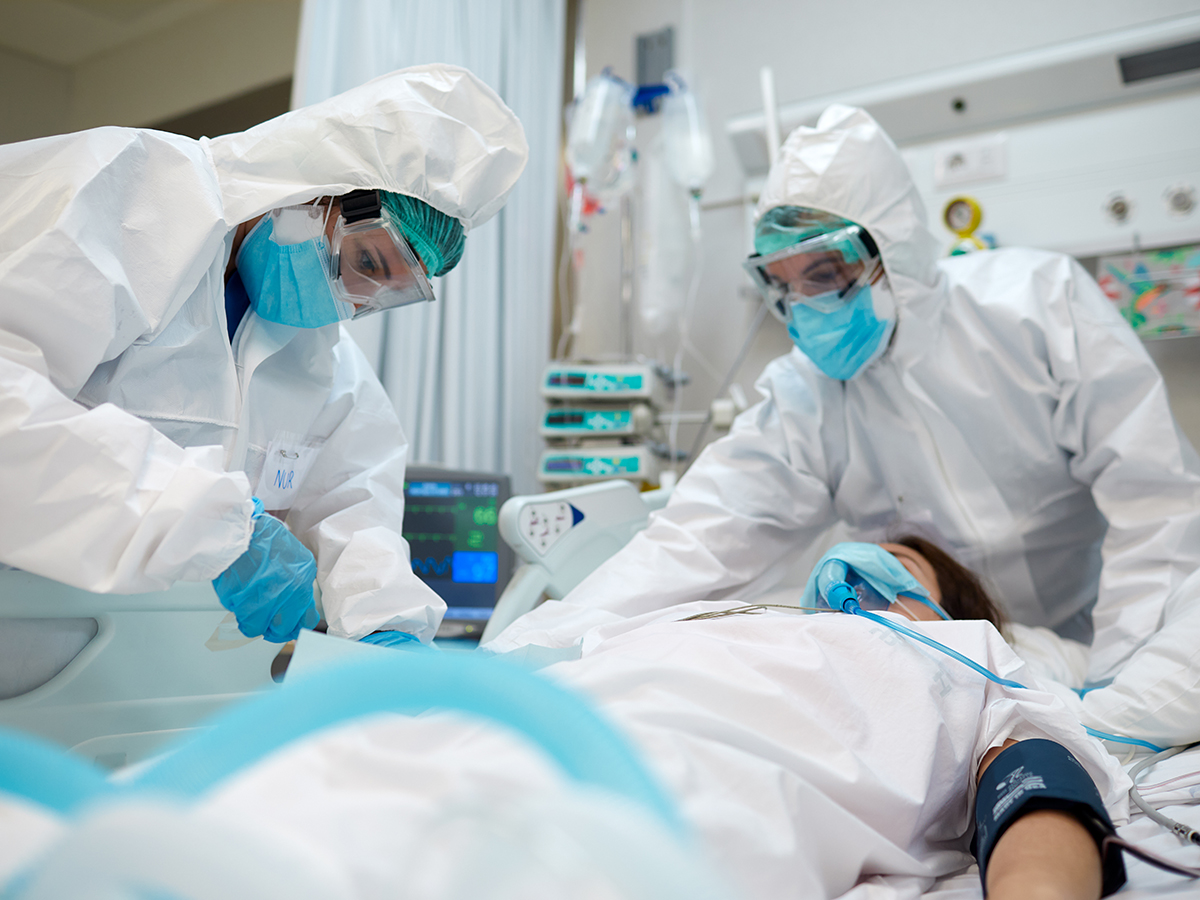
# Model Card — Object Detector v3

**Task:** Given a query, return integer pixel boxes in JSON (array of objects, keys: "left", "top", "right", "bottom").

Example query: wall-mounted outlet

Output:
[
  {"left": 636, "top": 26, "right": 674, "bottom": 87},
  {"left": 933, "top": 133, "right": 1008, "bottom": 190},
  {"left": 1165, "top": 184, "right": 1196, "bottom": 216},
  {"left": 1105, "top": 193, "right": 1133, "bottom": 224}
]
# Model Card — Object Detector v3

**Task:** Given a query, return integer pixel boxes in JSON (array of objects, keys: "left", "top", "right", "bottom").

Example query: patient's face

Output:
[{"left": 878, "top": 543, "right": 943, "bottom": 622}]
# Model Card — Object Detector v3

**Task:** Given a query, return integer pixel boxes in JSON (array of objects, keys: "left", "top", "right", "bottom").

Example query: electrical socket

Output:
[{"left": 933, "top": 133, "right": 1008, "bottom": 190}]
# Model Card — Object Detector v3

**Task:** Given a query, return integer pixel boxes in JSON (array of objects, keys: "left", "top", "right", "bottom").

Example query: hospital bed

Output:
[
  {"left": 0, "top": 478, "right": 660, "bottom": 772},
  {"left": 0, "top": 569, "right": 278, "bottom": 768},
  {"left": 2, "top": 479, "right": 1200, "bottom": 897},
  {"left": 4, "top": 599, "right": 1200, "bottom": 898},
  {"left": 0, "top": 478, "right": 667, "bottom": 771}
]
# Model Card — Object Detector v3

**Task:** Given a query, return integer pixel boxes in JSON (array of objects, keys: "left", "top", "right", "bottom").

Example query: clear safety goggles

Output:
[
  {"left": 329, "top": 190, "right": 435, "bottom": 318},
  {"left": 743, "top": 225, "right": 883, "bottom": 321}
]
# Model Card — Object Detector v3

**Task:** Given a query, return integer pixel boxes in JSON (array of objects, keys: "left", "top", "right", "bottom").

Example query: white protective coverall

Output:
[
  {"left": 503, "top": 105, "right": 1200, "bottom": 732},
  {"left": 0, "top": 64, "right": 528, "bottom": 641},
  {"left": 165, "top": 605, "right": 1124, "bottom": 900}
]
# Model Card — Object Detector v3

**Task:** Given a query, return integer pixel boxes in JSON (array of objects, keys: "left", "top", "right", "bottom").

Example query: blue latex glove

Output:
[
  {"left": 213, "top": 498, "right": 320, "bottom": 643},
  {"left": 359, "top": 630, "right": 426, "bottom": 650}
]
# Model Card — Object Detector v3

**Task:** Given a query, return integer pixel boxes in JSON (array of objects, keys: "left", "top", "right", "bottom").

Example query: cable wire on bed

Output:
[{"left": 1129, "top": 742, "right": 1200, "bottom": 852}]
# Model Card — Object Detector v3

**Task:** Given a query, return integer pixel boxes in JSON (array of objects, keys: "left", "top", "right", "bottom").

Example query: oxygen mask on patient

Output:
[{"left": 802, "top": 543, "right": 950, "bottom": 620}]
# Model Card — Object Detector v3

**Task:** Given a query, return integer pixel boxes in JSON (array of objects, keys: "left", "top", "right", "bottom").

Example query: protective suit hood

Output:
[
  {"left": 755, "top": 105, "right": 942, "bottom": 317},
  {"left": 0, "top": 64, "right": 527, "bottom": 397},
  {"left": 207, "top": 64, "right": 528, "bottom": 231}
]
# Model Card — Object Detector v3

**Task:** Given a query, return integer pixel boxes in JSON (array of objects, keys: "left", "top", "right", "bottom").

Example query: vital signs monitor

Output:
[{"left": 402, "top": 467, "right": 514, "bottom": 640}]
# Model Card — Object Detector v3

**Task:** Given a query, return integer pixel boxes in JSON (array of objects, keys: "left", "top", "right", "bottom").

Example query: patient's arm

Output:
[{"left": 976, "top": 741, "right": 1103, "bottom": 900}]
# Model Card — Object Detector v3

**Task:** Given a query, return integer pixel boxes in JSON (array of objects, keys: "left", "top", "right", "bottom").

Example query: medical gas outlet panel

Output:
[{"left": 538, "top": 363, "right": 663, "bottom": 486}]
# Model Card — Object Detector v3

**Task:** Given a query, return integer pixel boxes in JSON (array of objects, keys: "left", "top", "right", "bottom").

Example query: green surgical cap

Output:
[
  {"left": 380, "top": 192, "right": 466, "bottom": 278},
  {"left": 754, "top": 206, "right": 859, "bottom": 256}
]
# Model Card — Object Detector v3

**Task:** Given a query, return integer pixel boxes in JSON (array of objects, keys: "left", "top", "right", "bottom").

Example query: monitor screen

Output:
[{"left": 402, "top": 467, "right": 513, "bottom": 638}]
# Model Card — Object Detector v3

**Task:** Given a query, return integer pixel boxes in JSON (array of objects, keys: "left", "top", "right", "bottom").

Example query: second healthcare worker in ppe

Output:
[
  {"left": 500, "top": 105, "right": 1200, "bottom": 745},
  {"left": 0, "top": 65, "right": 528, "bottom": 645}
]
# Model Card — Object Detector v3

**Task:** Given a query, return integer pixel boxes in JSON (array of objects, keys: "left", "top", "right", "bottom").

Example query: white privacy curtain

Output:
[{"left": 293, "top": 0, "right": 564, "bottom": 494}]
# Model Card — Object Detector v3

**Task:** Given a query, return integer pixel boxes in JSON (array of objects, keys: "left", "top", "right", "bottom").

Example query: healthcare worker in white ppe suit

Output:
[
  {"left": 522, "top": 105, "right": 1200, "bottom": 745},
  {"left": 0, "top": 64, "right": 528, "bottom": 647}
]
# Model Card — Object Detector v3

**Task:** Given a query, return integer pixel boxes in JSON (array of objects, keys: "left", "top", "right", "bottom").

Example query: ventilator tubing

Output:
[{"left": 815, "top": 559, "right": 856, "bottom": 611}]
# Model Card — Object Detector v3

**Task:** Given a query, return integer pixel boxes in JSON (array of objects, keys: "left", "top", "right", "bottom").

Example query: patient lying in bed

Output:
[{"left": 192, "top": 537, "right": 1128, "bottom": 900}]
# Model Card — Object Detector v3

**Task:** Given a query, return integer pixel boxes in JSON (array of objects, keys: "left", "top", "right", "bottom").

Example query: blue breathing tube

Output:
[{"left": 817, "top": 560, "right": 1166, "bottom": 754}]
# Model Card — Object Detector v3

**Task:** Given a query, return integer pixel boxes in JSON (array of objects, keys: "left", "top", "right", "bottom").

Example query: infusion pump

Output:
[{"left": 537, "top": 363, "right": 664, "bottom": 487}]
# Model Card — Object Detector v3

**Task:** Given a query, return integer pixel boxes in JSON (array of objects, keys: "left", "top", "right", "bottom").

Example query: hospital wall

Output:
[
  {"left": 0, "top": 1, "right": 300, "bottom": 144},
  {"left": 0, "top": 51, "right": 70, "bottom": 143},
  {"left": 570, "top": 0, "right": 1200, "bottom": 453}
]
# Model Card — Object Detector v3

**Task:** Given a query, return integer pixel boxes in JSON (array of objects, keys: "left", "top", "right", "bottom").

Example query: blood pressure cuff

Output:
[{"left": 974, "top": 739, "right": 1126, "bottom": 896}]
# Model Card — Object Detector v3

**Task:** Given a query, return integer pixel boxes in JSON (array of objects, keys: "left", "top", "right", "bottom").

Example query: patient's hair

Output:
[{"left": 892, "top": 535, "right": 1007, "bottom": 630}]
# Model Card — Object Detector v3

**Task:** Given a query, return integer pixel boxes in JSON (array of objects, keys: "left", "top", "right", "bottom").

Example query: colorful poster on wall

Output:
[{"left": 1098, "top": 245, "right": 1200, "bottom": 339}]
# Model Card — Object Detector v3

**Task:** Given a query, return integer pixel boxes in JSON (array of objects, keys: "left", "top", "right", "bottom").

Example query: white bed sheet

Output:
[
  {"left": 2, "top": 607, "right": 1198, "bottom": 899},
  {"left": 201, "top": 601, "right": 1126, "bottom": 900}
]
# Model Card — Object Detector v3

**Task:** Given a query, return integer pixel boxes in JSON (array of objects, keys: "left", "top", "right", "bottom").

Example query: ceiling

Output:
[{"left": 0, "top": 0, "right": 217, "bottom": 66}]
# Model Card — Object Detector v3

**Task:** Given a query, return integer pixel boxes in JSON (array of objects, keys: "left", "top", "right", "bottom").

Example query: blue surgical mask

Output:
[
  {"left": 802, "top": 542, "right": 951, "bottom": 620},
  {"left": 236, "top": 215, "right": 353, "bottom": 329},
  {"left": 786, "top": 281, "right": 896, "bottom": 380}
]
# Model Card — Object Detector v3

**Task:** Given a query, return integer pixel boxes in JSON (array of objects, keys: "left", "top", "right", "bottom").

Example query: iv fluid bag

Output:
[
  {"left": 566, "top": 71, "right": 636, "bottom": 198},
  {"left": 638, "top": 132, "right": 693, "bottom": 339},
  {"left": 661, "top": 73, "right": 714, "bottom": 192}
]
